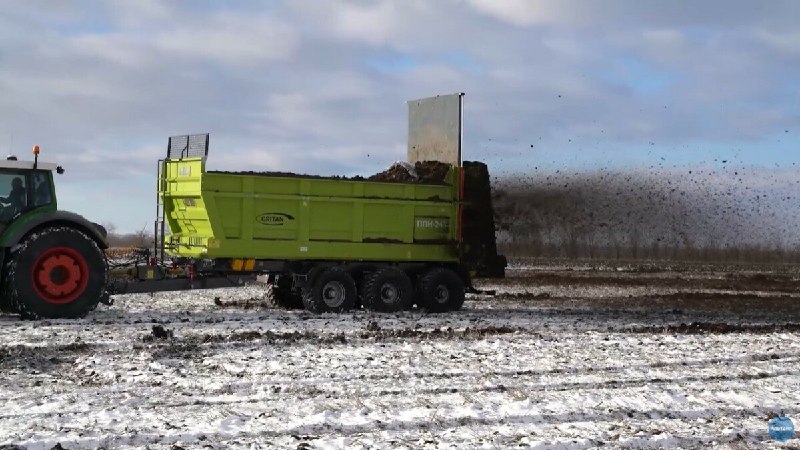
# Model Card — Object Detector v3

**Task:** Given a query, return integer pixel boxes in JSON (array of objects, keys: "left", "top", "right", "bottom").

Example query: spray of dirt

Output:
[{"left": 493, "top": 168, "right": 799, "bottom": 260}]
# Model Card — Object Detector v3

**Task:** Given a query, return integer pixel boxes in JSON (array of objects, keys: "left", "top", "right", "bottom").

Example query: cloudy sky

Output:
[{"left": 0, "top": 1, "right": 798, "bottom": 234}]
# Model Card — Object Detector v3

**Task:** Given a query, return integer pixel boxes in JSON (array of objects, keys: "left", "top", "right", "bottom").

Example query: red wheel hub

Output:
[{"left": 31, "top": 247, "right": 89, "bottom": 304}]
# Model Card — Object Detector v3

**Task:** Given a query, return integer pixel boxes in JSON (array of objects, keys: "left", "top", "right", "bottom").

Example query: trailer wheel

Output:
[
  {"left": 362, "top": 267, "right": 414, "bottom": 312},
  {"left": 3, "top": 226, "right": 107, "bottom": 319},
  {"left": 418, "top": 267, "right": 465, "bottom": 313},
  {"left": 269, "top": 274, "right": 303, "bottom": 309},
  {"left": 302, "top": 267, "right": 356, "bottom": 313}
]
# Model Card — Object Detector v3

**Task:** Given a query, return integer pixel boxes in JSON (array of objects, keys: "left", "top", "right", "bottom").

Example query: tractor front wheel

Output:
[{"left": 3, "top": 226, "right": 107, "bottom": 319}]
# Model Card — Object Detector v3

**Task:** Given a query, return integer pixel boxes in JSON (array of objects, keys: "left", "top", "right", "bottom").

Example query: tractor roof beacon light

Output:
[{"left": 33, "top": 145, "right": 40, "bottom": 169}]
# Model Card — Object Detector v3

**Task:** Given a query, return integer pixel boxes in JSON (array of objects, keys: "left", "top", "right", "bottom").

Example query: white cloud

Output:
[
  {"left": 267, "top": 93, "right": 318, "bottom": 131},
  {"left": 641, "top": 29, "right": 686, "bottom": 48},
  {"left": 755, "top": 29, "right": 800, "bottom": 55},
  {"left": 466, "top": 0, "right": 565, "bottom": 27},
  {"left": 107, "top": 0, "right": 174, "bottom": 26},
  {"left": 69, "top": 34, "right": 155, "bottom": 68},
  {"left": 209, "top": 144, "right": 290, "bottom": 173},
  {"left": 154, "top": 14, "right": 300, "bottom": 64},
  {"left": 331, "top": 1, "right": 400, "bottom": 46}
]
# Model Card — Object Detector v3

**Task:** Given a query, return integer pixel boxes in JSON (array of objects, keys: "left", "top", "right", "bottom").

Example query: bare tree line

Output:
[{"left": 103, "top": 222, "right": 153, "bottom": 248}]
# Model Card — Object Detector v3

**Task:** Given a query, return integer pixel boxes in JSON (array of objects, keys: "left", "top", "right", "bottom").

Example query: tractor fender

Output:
[{"left": 3, "top": 211, "right": 109, "bottom": 250}]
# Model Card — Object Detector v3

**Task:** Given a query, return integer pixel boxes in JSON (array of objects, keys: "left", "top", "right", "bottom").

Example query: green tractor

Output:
[{"left": 0, "top": 146, "right": 109, "bottom": 319}]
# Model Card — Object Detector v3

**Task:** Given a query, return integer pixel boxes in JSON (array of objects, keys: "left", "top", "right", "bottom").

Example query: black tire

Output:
[
  {"left": 3, "top": 227, "right": 107, "bottom": 319},
  {"left": 301, "top": 267, "right": 356, "bottom": 313},
  {"left": 362, "top": 267, "right": 414, "bottom": 312},
  {"left": 0, "top": 252, "right": 17, "bottom": 314},
  {"left": 418, "top": 267, "right": 465, "bottom": 313},
  {"left": 0, "top": 282, "right": 17, "bottom": 314},
  {"left": 268, "top": 274, "right": 304, "bottom": 309}
]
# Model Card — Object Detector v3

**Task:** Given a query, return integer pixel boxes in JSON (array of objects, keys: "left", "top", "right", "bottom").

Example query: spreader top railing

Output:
[{"left": 167, "top": 133, "right": 209, "bottom": 160}]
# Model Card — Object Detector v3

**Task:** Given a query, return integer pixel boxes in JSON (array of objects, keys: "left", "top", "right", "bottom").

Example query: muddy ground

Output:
[
  {"left": 0, "top": 259, "right": 798, "bottom": 449},
  {"left": 486, "top": 259, "right": 800, "bottom": 321}
]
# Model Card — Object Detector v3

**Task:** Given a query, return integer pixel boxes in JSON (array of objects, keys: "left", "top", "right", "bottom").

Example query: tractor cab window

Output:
[
  {"left": 31, "top": 171, "right": 53, "bottom": 207},
  {"left": 0, "top": 171, "right": 28, "bottom": 223}
]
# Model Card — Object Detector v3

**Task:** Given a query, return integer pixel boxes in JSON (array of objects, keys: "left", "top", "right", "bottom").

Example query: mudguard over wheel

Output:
[
  {"left": 301, "top": 267, "right": 356, "bottom": 313},
  {"left": 362, "top": 267, "right": 414, "bottom": 312},
  {"left": 3, "top": 226, "right": 107, "bottom": 319},
  {"left": 269, "top": 274, "right": 304, "bottom": 309},
  {"left": 418, "top": 267, "right": 465, "bottom": 312}
]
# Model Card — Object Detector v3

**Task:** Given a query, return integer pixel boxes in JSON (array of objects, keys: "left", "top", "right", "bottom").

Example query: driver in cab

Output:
[{"left": 0, "top": 177, "right": 26, "bottom": 214}]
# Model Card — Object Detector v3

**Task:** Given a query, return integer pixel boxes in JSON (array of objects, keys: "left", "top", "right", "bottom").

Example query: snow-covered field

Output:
[{"left": 1, "top": 262, "right": 799, "bottom": 449}]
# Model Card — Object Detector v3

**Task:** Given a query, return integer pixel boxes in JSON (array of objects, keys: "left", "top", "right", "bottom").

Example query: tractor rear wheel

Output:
[
  {"left": 301, "top": 267, "right": 356, "bottom": 313},
  {"left": 418, "top": 267, "right": 465, "bottom": 313},
  {"left": 3, "top": 226, "right": 107, "bottom": 319},
  {"left": 362, "top": 267, "right": 414, "bottom": 312},
  {"left": 0, "top": 290, "right": 16, "bottom": 314}
]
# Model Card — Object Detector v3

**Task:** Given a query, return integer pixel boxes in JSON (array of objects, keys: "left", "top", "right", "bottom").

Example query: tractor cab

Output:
[{"left": 0, "top": 153, "right": 58, "bottom": 225}]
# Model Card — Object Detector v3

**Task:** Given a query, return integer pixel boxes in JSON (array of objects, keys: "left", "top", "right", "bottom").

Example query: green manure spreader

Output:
[
  {"left": 117, "top": 130, "right": 506, "bottom": 313},
  {"left": 114, "top": 94, "right": 505, "bottom": 314}
]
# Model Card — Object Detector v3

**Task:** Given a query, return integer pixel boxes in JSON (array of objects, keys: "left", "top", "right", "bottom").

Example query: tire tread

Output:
[
  {"left": 4, "top": 226, "right": 107, "bottom": 319},
  {"left": 419, "top": 267, "right": 465, "bottom": 313},
  {"left": 362, "top": 267, "right": 413, "bottom": 312}
]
